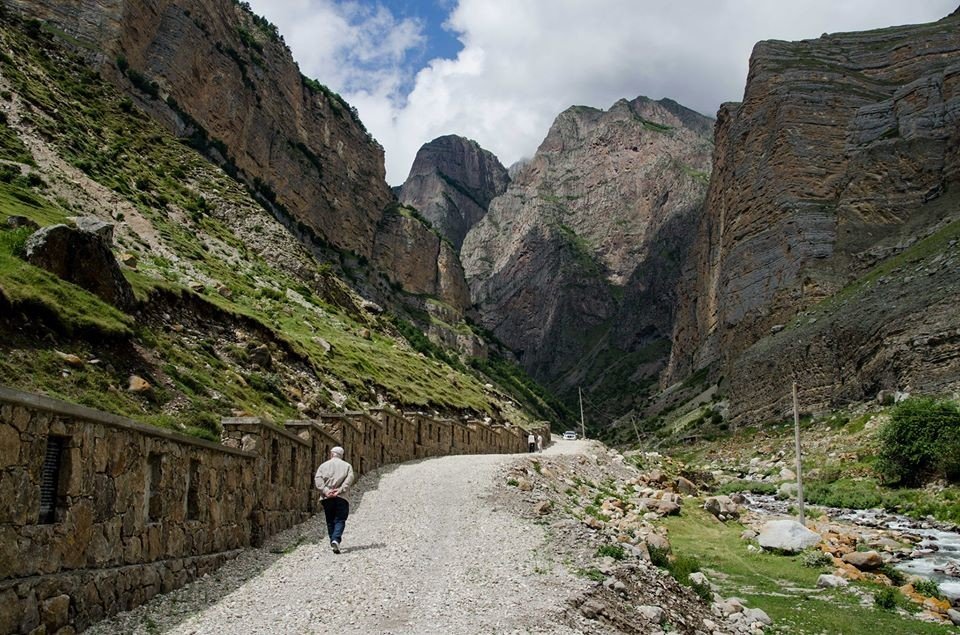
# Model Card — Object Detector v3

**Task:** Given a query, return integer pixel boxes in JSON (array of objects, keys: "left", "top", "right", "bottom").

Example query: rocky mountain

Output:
[
  {"left": 0, "top": 8, "right": 562, "bottom": 433},
  {"left": 462, "top": 96, "right": 713, "bottom": 413},
  {"left": 398, "top": 134, "right": 509, "bottom": 252},
  {"left": 665, "top": 10, "right": 960, "bottom": 424},
  {"left": 4, "top": 0, "right": 468, "bottom": 312}
]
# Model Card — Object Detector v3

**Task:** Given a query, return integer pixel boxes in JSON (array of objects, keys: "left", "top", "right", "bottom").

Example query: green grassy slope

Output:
[{"left": 0, "top": 14, "right": 562, "bottom": 437}]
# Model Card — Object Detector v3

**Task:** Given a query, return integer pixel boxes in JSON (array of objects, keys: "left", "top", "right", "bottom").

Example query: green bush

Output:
[
  {"left": 804, "top": 478, "right": 885, "bottom": 510},
  {"left": 716, "top": 479, "right": 777, "bottom": 496},
  {"left": 0, "top": 226, "right": 32, "bottom": 258},
  {"left": 596, "top": 544, "right": 626, "bottom": 560},
  {"left": 648, "top": 545, "right": 670, "bottom": 568},
  {"left": 877, "top": 564, "right": 907, "bottom": 587},
  {"left": 876, "top": 397, "right": 960, "bottom": 486},
  {"left": 800, "top": 550, "right": 833, "bottom": 569},
  {"left": 691, "top": 579, "right": 713, "bottom": 602},
  {"left": 874, "top": 586, "right": 898, "bottom": 611},
  {"left": 913, "top": 579, "right": 943, "bottom": 599},
  {"left": 667, "top": 553, "right": 701, "bottom": 585}
]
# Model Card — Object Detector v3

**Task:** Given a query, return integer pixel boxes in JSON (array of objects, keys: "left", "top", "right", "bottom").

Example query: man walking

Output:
[
  {"left": 527, "top": 431, "right": 536, "bottom": 453},
  {"left": 315, "top": 446, "right": 355, "bottom": 553}
]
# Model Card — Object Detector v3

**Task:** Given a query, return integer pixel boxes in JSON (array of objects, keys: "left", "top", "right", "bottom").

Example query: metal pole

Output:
[
  {"left": 578, "top": 387, "right": 586, "bottom": 440},
  {"left": 631, "top": 413, "right": 642, "bottom": 447},
  {"left": 793, "top": 381, "right": 805, "bottom": 526}
]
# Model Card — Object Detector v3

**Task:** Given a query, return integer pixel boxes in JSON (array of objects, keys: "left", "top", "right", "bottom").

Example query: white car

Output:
[{"left": 562, "top": 430, "right": 577, "bottom": 440}]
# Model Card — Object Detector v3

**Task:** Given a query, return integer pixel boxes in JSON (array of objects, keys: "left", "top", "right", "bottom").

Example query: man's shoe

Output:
[{"left": 331, "top": 541, "right": 340, "bottom": 554}]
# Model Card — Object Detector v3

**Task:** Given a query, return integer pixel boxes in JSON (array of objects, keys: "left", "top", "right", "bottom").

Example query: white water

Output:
[{"left": 744, "top": 494, "right": 960, "bottom": 603}]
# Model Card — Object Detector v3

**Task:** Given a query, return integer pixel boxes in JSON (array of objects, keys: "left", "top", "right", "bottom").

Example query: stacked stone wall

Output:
[{"left": 0, "top": 385, "right": 550, "bottom": 633}]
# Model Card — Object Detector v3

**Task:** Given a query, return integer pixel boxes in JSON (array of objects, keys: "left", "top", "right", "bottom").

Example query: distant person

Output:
[
  {"left": 315, "top": 446, "right": 355, "bottom": 554},
  {"left": 536, "top": 434, "right": 543, "bottom": 453},
  {"left": 528, "top": 432, "right": 536, "bottom": 453}
]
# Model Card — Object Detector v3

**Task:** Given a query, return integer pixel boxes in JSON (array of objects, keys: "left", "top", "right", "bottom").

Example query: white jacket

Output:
[{"left": 314, "top": 457, "right": 355, "bottom": 497}]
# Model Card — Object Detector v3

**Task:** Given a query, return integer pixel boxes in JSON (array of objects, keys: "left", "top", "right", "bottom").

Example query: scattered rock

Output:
[
  {"left": 656, "top": 501, "right": 681, "bottom": 516},
  {"left": 816, "top": 574, "right": 849, "bottom": 588},
  {"left": 311, "top": 337, "right": 332, "bottom": 354},
  {"left": 516, "top": 477, "right": 533, "bottom": 492},
  {"left": 777, "top": 482, "right": 798, "bottom": 498},
  {"left": 704, "top": 495, "right": 741, "bottom": 521},
  {"left": 740, "top": 529, "right": 757, "bottom": 541},
  {"left": 757, "top": 520, "right": 820, "bottom": 553},
  {"left": 55, "top": 351, "right": 84, "bottom": 367},
  {"left": 947, "top": 608, "right": 960, "bottom": 626},
  {"left": 674, "top": 476, "right": 697, "bottom": 495},
  {"left": 742, "top": 607, "right": 771, "bottom": 626},
  {"left": 636, "top": 605, "right": 665, "bottom": 624},
  {"left": 248, "top": 344, "right": 272, "bottom": 368},
  {"left": 689, "top": 571, "right": 710, "bottom": 588},
  {"left": 533, "top": 500, "right": 552, "bottom": 516},
  {"left": 6, "top": 215, "right": 38, "bottom": 230},
  {"left": 127, "top": 375, "right": 151, "bottom": 393},
  {"left": 360, "top": 299, "right": 383, "bottom": 314},
  {"left": 580, "top": 599, "right": 605, "bottom": 619},
  {"left": 841, "top": 551, "right": 883, "bottom": 571}
]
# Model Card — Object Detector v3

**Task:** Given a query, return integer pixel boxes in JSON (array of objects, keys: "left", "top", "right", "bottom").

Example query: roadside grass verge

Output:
[{"left": 661, "top": 505, "right": 955, "bottom": 634}]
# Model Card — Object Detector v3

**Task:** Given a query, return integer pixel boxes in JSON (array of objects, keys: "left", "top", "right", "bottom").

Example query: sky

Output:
[{"left": 245, "top": 1, "right": 957, "bottom": 185}]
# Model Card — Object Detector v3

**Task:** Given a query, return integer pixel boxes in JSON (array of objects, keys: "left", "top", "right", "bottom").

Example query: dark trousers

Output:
[
  {"left": 322, "top": 497, "right": 349, "bottom": 544},
  {"left": 528, "top": 442, "right": 536, "bottom": 452}
]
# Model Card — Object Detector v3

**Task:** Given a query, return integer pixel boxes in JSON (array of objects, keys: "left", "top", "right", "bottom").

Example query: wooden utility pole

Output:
[
  {"left": 792, "top": 381, "right": 805, "bottom": 526},
  {"left": 578, "top": 387, "right": 586, "bottom": 440}
]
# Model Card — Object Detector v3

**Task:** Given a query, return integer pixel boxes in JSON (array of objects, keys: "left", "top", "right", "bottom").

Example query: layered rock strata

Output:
[
  {"left": 399, "top": 135, "right": 509, "bottom": 252},
  {"left": 5, "top": 0, "right": 468, "bottom": 310},
  {"left": 665, "top": 11, "right": 960, "bottom": 422},
  {"left": 462, "top": 97, "right": 713, "bottom": 409}
]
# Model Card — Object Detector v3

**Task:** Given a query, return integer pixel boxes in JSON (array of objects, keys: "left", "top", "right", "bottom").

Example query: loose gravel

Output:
[{"left": 89, "top": 441, "right": 602, "bottom": 634}]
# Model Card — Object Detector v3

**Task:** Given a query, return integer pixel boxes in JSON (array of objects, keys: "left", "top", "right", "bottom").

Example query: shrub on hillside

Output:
[{"left": 876, "top": 398, "right": 960, "bottom": 486}]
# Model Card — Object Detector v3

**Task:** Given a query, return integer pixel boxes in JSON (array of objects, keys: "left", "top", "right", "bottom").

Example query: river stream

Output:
[{"left": 743, "top": 494, "right": 960, "bottom": 604}]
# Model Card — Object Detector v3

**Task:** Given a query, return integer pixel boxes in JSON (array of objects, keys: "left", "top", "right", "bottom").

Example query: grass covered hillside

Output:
[{"left": 0, "top": 14, "right": 563, "bottom": 438}]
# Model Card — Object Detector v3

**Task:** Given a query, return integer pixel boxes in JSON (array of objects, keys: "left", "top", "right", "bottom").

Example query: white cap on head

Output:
[{"left": 331, "top": 446, "right": 344, "bottom": 457}]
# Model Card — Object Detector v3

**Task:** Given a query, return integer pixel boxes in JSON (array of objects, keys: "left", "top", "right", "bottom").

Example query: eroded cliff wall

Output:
[
  {"left": 462, "top": 97, "right": 713, "bottom": 411},
  {"left": 5, "top": 0, "right": 468, "bottom": 310},
  {"left": 667, "top": 11, "right": 960, "bottom": 422}
]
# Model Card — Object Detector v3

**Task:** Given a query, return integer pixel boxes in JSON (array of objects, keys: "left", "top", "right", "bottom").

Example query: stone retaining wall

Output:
[{"left": 0, "top": 385, "right": 550, "bottom": 633}]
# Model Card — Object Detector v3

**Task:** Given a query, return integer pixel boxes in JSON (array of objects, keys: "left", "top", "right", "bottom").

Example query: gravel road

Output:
[{"left": 91, "top": 440, "right": 599, "bottom": 634}]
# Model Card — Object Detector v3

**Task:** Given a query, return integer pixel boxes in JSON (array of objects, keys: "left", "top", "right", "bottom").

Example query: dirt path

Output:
[{"left": 90, "top": 440, "right": 601, "bottom": 634}]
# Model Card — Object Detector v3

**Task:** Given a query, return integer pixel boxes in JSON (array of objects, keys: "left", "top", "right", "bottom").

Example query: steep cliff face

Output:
[
  {"left": 5, "top": 0, "right": 468, "bottom": 311},
  {"left": 666, "top": 11, "right": 960, "bottom": 422},
  {"left": 399, "top": 135, "right": 509, "bottom": 251},
  {"left": 462, "top": 97, "right": 713, "bottom": 410}
]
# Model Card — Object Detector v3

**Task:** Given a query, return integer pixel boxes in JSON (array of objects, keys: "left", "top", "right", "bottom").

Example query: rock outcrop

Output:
[
  {"left": 462, "top": 97, "right": 713, "bottom": 410},
  {"left": 399, "top": 135, "right": 509, "bottom": 252},
  {"left": 666, "top": 11, "right": 960, "bottom": 422},
  {"left": 6, "top": 0, "right": 468, "bottom": 311},
  {"left": 24, "top": 223, "right": 134, "bottom": 309}
]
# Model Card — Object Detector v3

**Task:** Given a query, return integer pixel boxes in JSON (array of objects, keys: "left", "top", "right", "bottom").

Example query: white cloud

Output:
[{"left": 247, "top": 0, "right": 957, "bottom": 185}]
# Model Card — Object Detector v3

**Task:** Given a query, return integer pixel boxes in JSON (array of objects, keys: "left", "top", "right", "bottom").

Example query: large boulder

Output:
[
  {"left": 24, "top": 223, "right": 134, "bottom": 309},
  {"left": 841, "top": 550, "right": 883, "bottom": 571},
  {"left": 757, "top": 519, "right": 820, "bottom": 553},
  {"left": 704, "top": 495, "right": 741, "bottom": 521}
]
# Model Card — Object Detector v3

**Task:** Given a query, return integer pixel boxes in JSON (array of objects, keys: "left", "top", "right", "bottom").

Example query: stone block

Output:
[
  {"left": 40, "top": 595, "right": 70, "bottom": 631},
  {"left": 0, "top": 588, "right": 21, "bottom": 635},
  {"left": 0, "top": 423, "right": 21, "bottom": 469}
]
